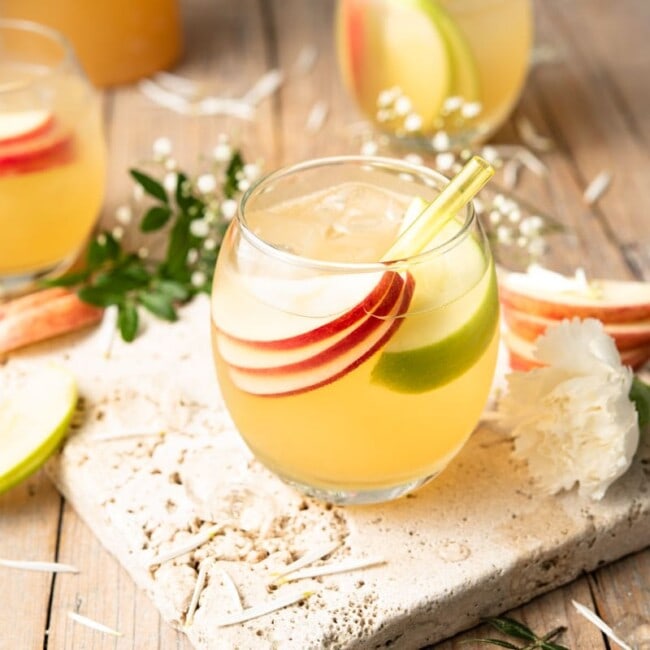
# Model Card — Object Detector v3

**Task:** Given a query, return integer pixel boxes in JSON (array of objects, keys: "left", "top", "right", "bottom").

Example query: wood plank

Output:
[
  {"left": 47, "top": 504, "right": 191, "bottom": 650},
  {"left": 531, "top": 0, "right": 650, "bottom": 246},
  {"left": 0, "top": 472, "right": 61, "bottom": 650}
]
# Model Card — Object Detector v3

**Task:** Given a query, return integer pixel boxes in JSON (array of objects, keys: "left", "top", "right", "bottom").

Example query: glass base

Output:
[
  {"left": 0, "top": 255, "right": 76, "bottom": 300},
  {"left": 280, "top": 472, "right": 439, "bottom": 506}
]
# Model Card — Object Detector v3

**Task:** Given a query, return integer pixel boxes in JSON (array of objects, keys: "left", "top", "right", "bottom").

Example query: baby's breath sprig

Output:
[{"left": 48, "top": 137, "right": 258, "bottom": 342}]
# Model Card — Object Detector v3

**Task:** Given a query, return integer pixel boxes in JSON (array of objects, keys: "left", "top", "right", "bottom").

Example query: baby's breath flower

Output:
[
  {"left": 431, "top": 131, "right": 450, "bottom": 151},
  {"left": 243, "top": 163, "right": 260, "bottom": 181},
  {"left": 186, "top": 248, "right": 199, "bottom": 264},
  {"left": 153, "top": 137, "right": 173, "bottom": 160},
  {"left": 212, "top": 141, "right": 232, "bottom": 162},
  {"left": 196, "top": 173, "right": 217, "bottom": 195},
  {"left": 461, "top": 101, "right": 482, "bottom": 119},
  {"left": 498, "top": 319, "right": 640, "bottom": 500},
  {"left": 132, "top": 183, "right": 145, "bottom": 203},
  {"left": 189, "top": 219, "right": 210, "bottom": 238},
  {"left": 237, "top": 179, "right": 251, "bottom": 192},
  {"left": 112, "top": 226, "right": 124, "bottom": 241},
  {"left": 203, "top": 238, "right": 217, "bottom": 251},
  {"left": 115, "top": 205, "right": 132, "bottom": 225},
  {"left": 360, "top": 140, "right": 379, "bottom": 156},
  {"left": 191, "top": 270, "right": 207, "bottom": 288},
  {"left": 220, "top": 199, "right": 238, "bottom": 220},
  {"left": 163, "top": 172, "right": 178, "bottom": 193},
  {"left": 403, "top": 113, "right": 423, "bottom": 133}
]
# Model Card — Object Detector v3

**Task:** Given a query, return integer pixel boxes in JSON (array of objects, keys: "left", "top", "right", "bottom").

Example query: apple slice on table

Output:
[
  {"left": 0, "top": 287, "right": 104, "bottom": 355},
  {"left": 0, "top": 365, "right": 77, "bottom": 494},
  {"left": 503, "top": 328, "right": 650, "bottom": 372},
  {"left": 501, "top": 303, "right": 650, "bottom": 351},
  {"left": 499, "top": 273, "right": 650, "bottom": 324},
  {"left": 0, "top": 110, "right": 73, "bottom": 176}
]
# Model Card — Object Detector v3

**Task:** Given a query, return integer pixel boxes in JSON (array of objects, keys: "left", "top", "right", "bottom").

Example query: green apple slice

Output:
[
  {"left": 379, "top": 0, "right": 452, "bottom": 129},
  {"left": 371, "top": 266, "right": 498, "bottom": 392},
  {"left": 0, "top": 365, "right": 77, "bottom": 494},
  {"left": 388, "top": 0, "right": 480, "bottom": 128}
]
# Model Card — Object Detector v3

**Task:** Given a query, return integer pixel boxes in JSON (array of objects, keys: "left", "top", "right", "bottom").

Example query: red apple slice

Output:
[
  {"left": 501, "top": 303, "right": 650, "bottom": 351},
  {"left": 499, "top": 275, "right": 650, "bottom": 324},
  {"left": 0, "top": 116, "right": 74, "bottom": 176},
  {"left": 216, "top": 270, "right": 396, "bottom": 351},
  {"left": 0, "top": 288, "right": 104, "bottom": 355},
  {"left": 225, "top": 272, "right": 414, "bottom": 396},
  {"left": 0, "top": 110, "right": 53, "bottom": 144},
  {"left": 503, "top": 328, "right": 650, "bottom": 372}
]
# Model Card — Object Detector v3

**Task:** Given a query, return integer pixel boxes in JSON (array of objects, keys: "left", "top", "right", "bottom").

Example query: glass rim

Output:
[
  {"left": 237, "top": 155, "right": 480, "bottom": 274},
  {"left": 0, "top": 18, "right": 77, "bottom": 90}
]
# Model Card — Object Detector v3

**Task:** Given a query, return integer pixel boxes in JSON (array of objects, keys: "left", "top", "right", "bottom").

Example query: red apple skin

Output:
[
  {"left": 499, "top": 281, "right": 650, "bottom": 324},
  {"left": 503, "top": 328, "right": 650, "bottom": 372},
  {"left": 216, "top": 269, "right": 396, "bottom": 350},
  {"left": 0, "top": 114, "right": 54, "bottom": 145},
  {"left": 0, "top": 119, "right": 74, "bottom": 177},
  {"left": 501, "top": 304, "right": 650, "bottom": 351},
  {"left": 225, "top": 272, "right": 415, "bottom": 397}
]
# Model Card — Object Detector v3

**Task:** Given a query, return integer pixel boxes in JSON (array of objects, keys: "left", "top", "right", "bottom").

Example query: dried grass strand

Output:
[{"left": 572, "top": 600, "right": 632, "bottom": 650}]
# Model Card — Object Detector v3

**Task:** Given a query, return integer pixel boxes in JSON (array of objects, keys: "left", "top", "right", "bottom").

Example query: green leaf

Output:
[
  {"left": 224, "top": 150, "right": 244, "bottom": 198},
  {"left": 461, "top": 640, "right": 520, "bottom": 649},
  {"left": 163, "top": 213, "right": 192, "bottom": 281},
  {"left": 42, "top": 270, "right": 90, "bottom": 287},
  {"left": 77, "top": 285, "right": 123, "bottom": 308},
  {"left": 630, "top": 376, "right": 650, "bottom": 429},
  {"left": 118, "top": 302, "right": 139, "bottom": 342},
  {"left": 485, "top": 618, "right": 537, "bottom": 642},
  {"left": 130, "top": 169, "right": 168, "bottom": 203},
  {"left": 93, "top": 268, "right": 149, "bottom": 293},
  {"left": 141, "top": 206, "right": 172, "bottom": 232},
  {"left": 154, "top": 279, "right": 190, "bottom": 301},
  {"left": 88, "top": 232, "right": 121, "bottom": 269},
  {"left": 138, "top": 291, "right": 178, "bottom": 321},
  {"left": 542, "top": 643, "right": 570, "bottom": 650}
]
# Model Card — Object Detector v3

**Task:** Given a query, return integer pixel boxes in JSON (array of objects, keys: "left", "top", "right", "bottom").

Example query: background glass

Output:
[
  {"left": 0, "top": 1, "right": 182, "bottom": 87},
  {"left": 0, "top": 20, "right": 106, "bottom": 298},
  {"left": 336, "top": 0, "right": 533, "bottom": 150}
]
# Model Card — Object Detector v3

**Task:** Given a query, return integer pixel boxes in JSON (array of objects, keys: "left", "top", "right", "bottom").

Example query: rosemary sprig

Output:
[
  {"left": 462, "top": 616, "right": 570, "bottom": 650},
  {"left": 48, "top": 141, "right": 251, "bottom": 342}
]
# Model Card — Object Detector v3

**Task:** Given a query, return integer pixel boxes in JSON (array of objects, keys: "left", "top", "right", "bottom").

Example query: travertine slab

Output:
[{"left": 5, "top": 296, "right": 649, "bottom": 649}]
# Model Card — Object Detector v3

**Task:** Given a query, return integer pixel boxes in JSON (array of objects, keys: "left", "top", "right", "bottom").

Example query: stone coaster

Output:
[{"left": 4, "top": 296, "right": 650, "bottom": 649}]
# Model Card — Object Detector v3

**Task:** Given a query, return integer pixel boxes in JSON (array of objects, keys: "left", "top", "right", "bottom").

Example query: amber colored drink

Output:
[
  {"left": 0, "top": 0, "right": 182, "bottom": 87},
  {"left": 0, "top": 21, "right": 106, "bottom": 297},
  {"left": 211, "top": 157, "right": 499, "bottom": 504}
]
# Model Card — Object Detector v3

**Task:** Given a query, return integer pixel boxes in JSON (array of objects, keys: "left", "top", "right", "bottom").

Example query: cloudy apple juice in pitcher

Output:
[{"left": 211, "top": 157, "right": 499, "bottom": 504}]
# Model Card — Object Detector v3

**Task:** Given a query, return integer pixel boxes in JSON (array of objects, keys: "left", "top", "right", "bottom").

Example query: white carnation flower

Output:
[{"left": 498, "top": 318, "right": 639, "bottom": 500}]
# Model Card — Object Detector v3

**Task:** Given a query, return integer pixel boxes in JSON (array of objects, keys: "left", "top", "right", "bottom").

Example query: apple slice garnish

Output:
[
  {"left": 0, "top": 364, "right": 77, "bottom": 494},
  {"left": 503, "top": 328, "right": 650, "bottom": 372},
  {"left": 225, "top": 272, "right": 414, "bottom": 396},
  {"left": 215, "top": 156, "right": 494, "bottom": 397},
  {"left": 0, "top": 112, "right": 74, "bottom": 176},
  {"left": 499, "top": 273, "right": 650, "bottom": 324},
  {"left": 0, "top": 109, "right": 53, "bottom": 144},
  {"left": 502, "top": 303, "right": 650, "bottom": 351}
]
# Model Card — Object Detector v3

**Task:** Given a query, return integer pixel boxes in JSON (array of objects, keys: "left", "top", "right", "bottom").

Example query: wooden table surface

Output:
[{"left": 1, "top": 1, "right": 649, "bottom": 648}]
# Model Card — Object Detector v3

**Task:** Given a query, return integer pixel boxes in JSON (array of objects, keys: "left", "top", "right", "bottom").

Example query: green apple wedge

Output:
[
  {"left": 382, "top": 0, "right": 481, "bottom": 131},
  {"left": 371, "top": 195, "right": 499, "bottom": 393},
  {"left": 0, "top": 364, "right": 77, "bottom": 493}
]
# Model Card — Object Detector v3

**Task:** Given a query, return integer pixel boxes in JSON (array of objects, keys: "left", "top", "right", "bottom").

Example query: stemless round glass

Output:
[
  {"left": 336, "top": 0, "right": 533, "bottom": 150},
  {"left": 211, "top": 156, "right": 500, "bottom": 505},
  {"left": 0, "top": 20, "right": 106, "bottom": 298}
]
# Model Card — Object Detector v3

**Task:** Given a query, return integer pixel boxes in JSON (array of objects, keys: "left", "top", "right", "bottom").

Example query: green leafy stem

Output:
[{"left": 47, "top": 150, "right": 246, "bottom": 342}]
